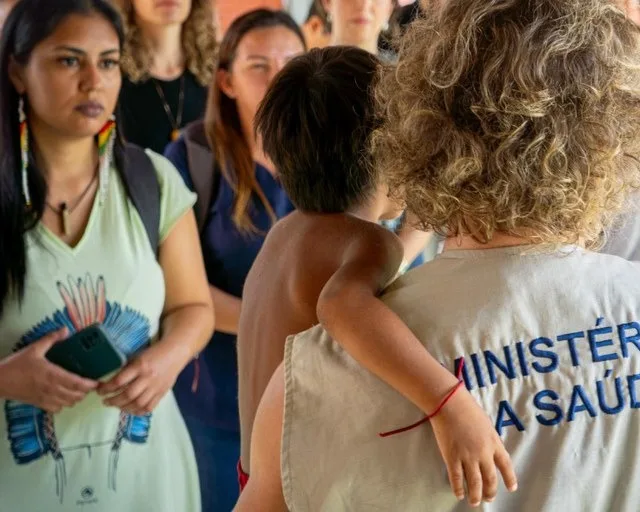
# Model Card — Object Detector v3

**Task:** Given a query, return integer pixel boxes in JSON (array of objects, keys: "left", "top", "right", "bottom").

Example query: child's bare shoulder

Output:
[{"left": 354, "top": 219, "right": 404, "bottom": 255}]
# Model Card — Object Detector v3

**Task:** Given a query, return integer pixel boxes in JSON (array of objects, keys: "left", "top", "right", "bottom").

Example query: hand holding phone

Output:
[
  {"left": 0, "top": 328, "right": 98, "bottom": 413},
  {"left": 46, "top": 324, "right": 126, "bottom": 380}
]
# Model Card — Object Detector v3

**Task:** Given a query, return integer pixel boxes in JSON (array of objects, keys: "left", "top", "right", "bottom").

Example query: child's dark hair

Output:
[{"left": 256, "top": 46, "right": 380, "bottom": 213}]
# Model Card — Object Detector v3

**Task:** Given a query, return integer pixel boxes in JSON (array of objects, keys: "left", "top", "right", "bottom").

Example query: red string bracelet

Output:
[{"left": 379, "top": 359, "right": 465, "bottom": 438}]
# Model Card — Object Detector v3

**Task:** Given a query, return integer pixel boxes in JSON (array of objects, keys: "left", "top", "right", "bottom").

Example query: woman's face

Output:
[
  {"left": 323, "top": 0, "right": 394, "bottom": 50},
  {"left": 132, "top": 0, "right": 192, "bottom": 27},
  {"left": 9, "top": 13, "right": 121, "bottom": 140},
  {"left": 219, "top": 26, "right": 305, "bottom": 133}
]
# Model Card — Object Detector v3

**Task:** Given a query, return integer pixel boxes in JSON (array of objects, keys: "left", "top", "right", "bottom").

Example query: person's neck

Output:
[
  {"left": 140, "top": 22, "right": 184, "bottom": 80},
  {"left": 31, "top": 123, "right": 97, "bottom": 188},
  {"left": 331, "top": 33, "right": 378, "bottom": 55},
  {"left": 443, "top": 231, "right": 533, "bottom": 252},
  {"left": 347, "top": 201, "right": 385, "bottom": 223}
]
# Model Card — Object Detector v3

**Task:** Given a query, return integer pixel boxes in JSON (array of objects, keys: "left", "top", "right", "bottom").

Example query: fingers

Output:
[
  {"left": 99, "top": 364, "right": 139, "bottom": 395},
  {"left": 455, "top": 450, "right": 517, "bottom": 507},
  {"left": 480, "top": 458, "right": 498, "bottom": 503},
  {"left": 103, "top": 377, "right": 146, "bottom": 409},
  {"left": 51, "top": 385, "right": 87, "bottom": 406},
  {"left": 126, "top": 389, "right": 157, "bottom": 416},
  {"left": 47, "top": 364, "right": 98, "bottom": 393},
  {"left": 39, "top": 394, "right": 78, "bottom": 414},
  {"left": 495, "top": 449, "right": 518, "bottom": 492},
  {"left": 34, "top": 327, "right": 69, "bottom": 354},
  {"left": 446, "top": 459, "right": 465, "bottom": 501},
  {"left": 463, "top": 460, "right": 483, "bottom": 507}
]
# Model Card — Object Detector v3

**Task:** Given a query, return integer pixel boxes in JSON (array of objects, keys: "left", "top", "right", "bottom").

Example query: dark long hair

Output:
[
  {"left": 204, "top": 9, "right": 306, "bottom": 232},
  {"left": 0, "top": 0, "right": 125, "bottom": 317}
]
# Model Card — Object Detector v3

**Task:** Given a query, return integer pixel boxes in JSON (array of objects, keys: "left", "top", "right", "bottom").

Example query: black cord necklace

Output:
[{"left": 45, "top": 166, "right": 98, "bottom": 236}]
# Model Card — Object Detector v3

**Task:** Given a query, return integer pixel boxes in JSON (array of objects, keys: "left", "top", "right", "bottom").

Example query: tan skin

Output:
[
  {"left": 238, "top": 186, "right": 403, "bottom": 471},
  {"left": 0, "top": 13, "right": 214, "bottom": 417},
  {"left": 322, "top": 0, "right": 434, "bottom": 267},
  {"left": 209, "top": 26, "right": 305, "bottom": 335},
  {"left": 236, "top": 232, "right": 523, "bottom": 512},
  {"left": 301, "top": 14, "right": 331, "bottom": 49},
  {"left": 322, "top": 0, "right": 394, "bottom": 53},
  {"left": 131, "top": 0, "right": 192, "bottom": 79}
]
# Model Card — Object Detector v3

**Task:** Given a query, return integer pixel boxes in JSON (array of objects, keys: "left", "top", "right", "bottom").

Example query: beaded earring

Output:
[
  {"left": 97, "top": 116, "right": 116, "bottom": 204},
  {"left": 19, "top": 96, "right": 31, "bottom": 208}
]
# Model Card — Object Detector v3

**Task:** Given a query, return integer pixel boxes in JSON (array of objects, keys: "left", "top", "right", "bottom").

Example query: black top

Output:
[{"left": 119, "top": 70, "right": 208, "bottom": 155}]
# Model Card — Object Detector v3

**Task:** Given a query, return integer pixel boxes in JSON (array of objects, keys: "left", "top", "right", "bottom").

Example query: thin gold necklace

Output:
[
  {"left": 45, "top": 166, "right": 98, "bottom": 236},
  {"left": 153, "top": 75, "right": 185, "bottom": 142}
]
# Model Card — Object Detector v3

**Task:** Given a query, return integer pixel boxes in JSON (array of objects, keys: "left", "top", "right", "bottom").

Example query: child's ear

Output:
[{"left": 217, "top": 69, "right": 235, "bottom": 99}]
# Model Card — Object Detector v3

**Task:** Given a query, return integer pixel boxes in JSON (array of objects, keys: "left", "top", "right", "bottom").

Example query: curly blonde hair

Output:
[
  {"left": 373, "top": 0, "right": 640, "bottom": 248},
  {"left": 118, "top": 0, "right": 216, "bottom": 85}
]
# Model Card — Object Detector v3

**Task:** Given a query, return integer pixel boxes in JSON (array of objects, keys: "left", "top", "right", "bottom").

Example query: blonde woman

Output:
[
  {"left": 239, "top": 0, "right": 640, "bottom": 510},
  {"left": 118, "top": 0, "right": 216, "bottom": 153}
]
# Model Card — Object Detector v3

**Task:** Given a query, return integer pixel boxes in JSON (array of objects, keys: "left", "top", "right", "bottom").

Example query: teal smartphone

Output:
[{"left": 46, "top": 324, "right": 126, "bottom": 380}]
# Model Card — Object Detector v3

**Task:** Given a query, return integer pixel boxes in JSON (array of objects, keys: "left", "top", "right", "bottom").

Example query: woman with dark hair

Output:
[
  {"left": 163, "top": 8, "right": 305, "bottom": 512},
  {"left": 117, "top": 0, "right": 217, "bottom": 153},
  {"left": 0, "top": 0, "right": 214, "bottom": 509}
]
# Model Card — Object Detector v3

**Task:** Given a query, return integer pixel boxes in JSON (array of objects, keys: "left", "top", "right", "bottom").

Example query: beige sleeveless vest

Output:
[{"left": 282, "top": 246, "right": 640, "bottom": 511}]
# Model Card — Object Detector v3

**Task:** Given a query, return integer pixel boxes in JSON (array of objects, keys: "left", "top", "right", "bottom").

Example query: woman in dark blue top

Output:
[{"left": 164, "top": 9, "right": 306, "bottom": 512}]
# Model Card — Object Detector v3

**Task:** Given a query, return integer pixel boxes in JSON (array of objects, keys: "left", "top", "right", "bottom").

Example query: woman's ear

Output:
[
  {"left": 217, "top": 68, "right": 235, "bottom": 99},
  {"left": 8, "top": 56, "right": 25, "bottom": 95}
]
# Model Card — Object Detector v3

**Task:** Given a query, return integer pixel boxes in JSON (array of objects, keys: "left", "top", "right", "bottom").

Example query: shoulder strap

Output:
[
  {"left": 183, "top": 121, "right": 217, "bottom": 232},
  {"left": 122, "top": 143, "right": 161, "bottom": 257}
]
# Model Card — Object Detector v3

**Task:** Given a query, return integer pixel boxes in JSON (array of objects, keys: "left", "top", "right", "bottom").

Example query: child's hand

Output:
[{"left": 429, "top": 388, "right": 517, "bottom": 507}]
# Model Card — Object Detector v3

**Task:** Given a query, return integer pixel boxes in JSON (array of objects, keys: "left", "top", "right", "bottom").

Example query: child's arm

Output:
[{"left": 317, "top": 226, "right": 517, "bottom": 506}]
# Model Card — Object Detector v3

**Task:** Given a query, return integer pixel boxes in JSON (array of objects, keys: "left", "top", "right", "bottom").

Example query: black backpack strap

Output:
[
  {"left": 183, "top": 121, "right": 218, "bottom": 233},
  {"left": 122, "top": 143, "right": 161, "bottom": 257}
]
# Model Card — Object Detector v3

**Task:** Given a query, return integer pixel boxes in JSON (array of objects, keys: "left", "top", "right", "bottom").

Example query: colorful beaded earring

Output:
[
  {"left": 97, "top": 116, "right": 116, "bottom": 204},
  {"left": 19, "top": 96, "right": 31, "bottom": 208}
]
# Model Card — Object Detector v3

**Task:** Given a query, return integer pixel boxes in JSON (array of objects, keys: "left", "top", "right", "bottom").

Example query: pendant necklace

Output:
[
  {"left": 153, "top": 74, "right": 185, "bottom": 142},
  {"left": 45, "top": 165, "right": 98, "bottom": 236}
]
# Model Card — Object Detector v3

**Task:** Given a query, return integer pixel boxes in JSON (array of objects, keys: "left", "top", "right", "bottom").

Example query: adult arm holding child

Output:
[{"left": 317, "top": 226, "right": 518, "bottom": 507}]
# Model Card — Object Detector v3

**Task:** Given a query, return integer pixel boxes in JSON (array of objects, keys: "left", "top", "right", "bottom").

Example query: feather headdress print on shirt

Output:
[{"left": 4, "top": 275, "right": 152, "bottom": 503}]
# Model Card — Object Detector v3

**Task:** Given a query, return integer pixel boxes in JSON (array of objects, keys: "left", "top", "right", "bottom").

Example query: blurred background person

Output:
[
  {"left": 321, "top": 0, "right": 394, "bottom": 55},
  {"left": 117, "top": 0, "right": 217, "bottom": 154},
  {"left": 163, "top": 9, "right": 306, "bottom": 512},
  {"left": 300, "top": 0, "right": 331, "bottom": 48}
]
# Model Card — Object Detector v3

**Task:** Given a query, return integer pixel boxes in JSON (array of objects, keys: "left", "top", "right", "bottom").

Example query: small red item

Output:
[
  {"left": 237, "top": 459, "right": 250, "bottom": 492},
  {"left": 379, "top": 359, "right": 465, "bottom": 438}
]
